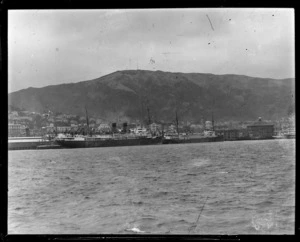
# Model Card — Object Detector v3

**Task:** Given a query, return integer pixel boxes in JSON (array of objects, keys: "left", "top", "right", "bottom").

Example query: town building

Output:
[
  {"left": 70, "top": 120, "right": 78, "bottom": 125},
  {"left": 97, "top": 123, "right": 111, "bottom": 133},
  {"left": 43, "top": 125, "right": 72, "bottom": 133},
  {"left": 247, "top": 117, "right": 274, "bottom": 139},
  {"left": 44, "top": 124, "right": 55, "bottom": 133},
  {"left": 56, "top": 126, "right": 72, "bottom": 133},
  {"left": 8, "top": 123, "right": 29, "bottom": 137}
]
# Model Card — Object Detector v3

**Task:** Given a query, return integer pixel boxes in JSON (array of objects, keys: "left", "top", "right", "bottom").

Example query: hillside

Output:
[{"left": 8, "top": 70, "right": 295, "bottom": 123}]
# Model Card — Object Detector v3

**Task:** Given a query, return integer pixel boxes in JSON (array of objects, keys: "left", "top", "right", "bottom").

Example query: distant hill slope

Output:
[{"left": 8, "top": 70, "right": 295, "bottom": 123}]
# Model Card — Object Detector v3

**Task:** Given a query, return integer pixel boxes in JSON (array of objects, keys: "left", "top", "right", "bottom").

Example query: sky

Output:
[{"left": 8, "top": 8, "right": 295, "bottom": 93}]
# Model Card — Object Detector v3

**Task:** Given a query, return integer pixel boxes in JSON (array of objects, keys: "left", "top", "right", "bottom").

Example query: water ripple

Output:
[{"left": 8, "top": 139, "right": 295, "bottom": 234}]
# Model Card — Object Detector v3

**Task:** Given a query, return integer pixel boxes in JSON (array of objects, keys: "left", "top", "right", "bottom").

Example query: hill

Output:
[{"left": 8, "top": 70, "right": 295, "bottom": 123}]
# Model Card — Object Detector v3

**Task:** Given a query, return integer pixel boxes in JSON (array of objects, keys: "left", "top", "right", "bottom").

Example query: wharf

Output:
[
  {"left": 36, "top": 144, "right": 62, "bottom": 149},
  {"left": 8, "top": 137, "right": 62, "bottom": 150}
]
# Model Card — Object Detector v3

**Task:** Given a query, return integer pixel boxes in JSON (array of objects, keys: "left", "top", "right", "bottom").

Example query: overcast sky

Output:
[{"left": 8, "top": 8, "right": 295, "bottom": 93}]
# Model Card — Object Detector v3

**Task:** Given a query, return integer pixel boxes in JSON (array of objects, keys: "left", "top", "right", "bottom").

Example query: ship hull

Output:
[
  {"left": 56, "top": 136, "right": 163, "bottom": 148},
  {"left": 162, "top": 135, "right": 224, "bottom": 144}
]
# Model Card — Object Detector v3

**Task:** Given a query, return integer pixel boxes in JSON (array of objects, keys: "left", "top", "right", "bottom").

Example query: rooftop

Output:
[{"left": 247, "top": 117, "right": 274, "bottom": 127}]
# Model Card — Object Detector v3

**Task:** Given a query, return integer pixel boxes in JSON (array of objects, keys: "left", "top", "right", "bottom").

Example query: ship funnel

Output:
[
  {"left": 122, "top": 122, "right": 128, "bottom": 133},
  {"left": 112, "top": 123, "right": 117, "bottom": 133}
]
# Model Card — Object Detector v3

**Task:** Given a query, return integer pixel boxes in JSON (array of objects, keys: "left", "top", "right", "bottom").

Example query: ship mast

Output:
[
  {"left": 212, "top": 111, "right": 214, "bottom": 131},
  {"left": 85, "top": 106, "right": 90, "bottom": 135},
  {"left": 146, "top": 102, "right": 151, "bottom": 125},
  {"left": 175, "top": 108, "right": 179, "bottom": 135}
]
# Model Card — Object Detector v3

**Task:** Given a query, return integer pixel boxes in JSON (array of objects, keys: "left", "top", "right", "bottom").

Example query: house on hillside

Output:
[{"left": 70, "top": 120, "right": 78, "bottom": 125}]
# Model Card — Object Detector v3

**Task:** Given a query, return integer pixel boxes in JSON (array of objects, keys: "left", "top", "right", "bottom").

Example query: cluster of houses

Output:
[
  {"left": 9, "top": 118, "right": 280, "bottom": 142},
  {"left": 8, "top": 109, "right": 295, "bottom": 140},
  {"left": 41, "top": 122, "right": 166, "bottom": 136},
  {"left": 8, "top": 111, "right": 40, "bottom": 137}
]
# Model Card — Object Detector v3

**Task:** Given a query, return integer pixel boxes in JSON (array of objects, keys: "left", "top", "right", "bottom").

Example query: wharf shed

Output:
[
  {"left": 247, "top": 117, "right": 274, "bottom": 139},
  {"left": 215, "top": 129, "right": 249, "bottom": 141}
]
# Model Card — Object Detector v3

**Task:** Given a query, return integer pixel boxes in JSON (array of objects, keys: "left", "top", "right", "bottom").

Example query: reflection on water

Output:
[{"left": 8, "top": 139, "right": 295, "bottom": 234}]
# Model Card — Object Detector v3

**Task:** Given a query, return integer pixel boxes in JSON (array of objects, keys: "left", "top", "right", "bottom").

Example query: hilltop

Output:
[{"left": 8, "top": 70, "right": 295, "bottom": 123}]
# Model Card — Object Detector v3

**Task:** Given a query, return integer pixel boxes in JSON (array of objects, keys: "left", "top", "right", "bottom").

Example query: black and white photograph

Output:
[{"left": 7, "top": 8, "right": 295, "bottom": 235}]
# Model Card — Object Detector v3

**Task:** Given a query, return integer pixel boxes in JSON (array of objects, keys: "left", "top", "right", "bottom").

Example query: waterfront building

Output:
[
  {"left": 8, "top": 123, "right": 28, "bottom": 137},
  {"left": 247, "top": 117, "right": 274, "bottom": 139}
]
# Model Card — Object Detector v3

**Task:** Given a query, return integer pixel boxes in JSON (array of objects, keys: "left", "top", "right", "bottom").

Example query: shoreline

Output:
[{"left": 8, "top": 136, "right": 294, "bottom": 151}]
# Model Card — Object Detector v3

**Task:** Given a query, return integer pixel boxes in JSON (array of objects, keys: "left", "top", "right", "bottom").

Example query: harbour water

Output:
[{"left": 8, "top": 139, "right": 295, "bottom": 234}]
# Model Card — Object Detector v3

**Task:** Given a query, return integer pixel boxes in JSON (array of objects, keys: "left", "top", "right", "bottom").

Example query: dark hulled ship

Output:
[
  {"left": 55, "top": 134, "right": 163, "bottom": 149},
  {"left": 162, "top": 133, "right": 223, "bottom": 144}
]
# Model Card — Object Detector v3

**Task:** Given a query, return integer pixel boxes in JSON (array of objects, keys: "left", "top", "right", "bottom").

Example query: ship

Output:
[
  {"left": 55, "top": 105, "right": 163, "bottom": 148},
  {"left": 162, "top": 111, "right": 224, "bottom": 144},
  {"left": 162, "top": 132, "right": 224, "bottom": 144},
  {"left": 55, "top": 133, "right": 163, "bottom": 148}
]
